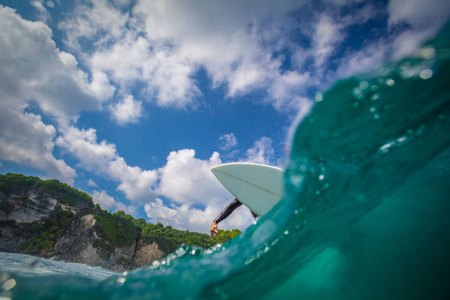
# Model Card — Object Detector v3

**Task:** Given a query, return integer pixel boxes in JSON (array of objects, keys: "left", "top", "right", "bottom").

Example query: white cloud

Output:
[
  {"left": 87, "top": 179, "right": 98, "bottom": 188},
  {"left": 157, "top": 149, "right": 226, "bottom": 205},
  {"left": 31, "top": 0, "right": 51, "bottom": 22},
  {"left": 220, "top": 133, "right": 238, "bottom": 150},
  {"left": 245, "top": 137, "right": 275, "bottom": 165},
  {"left": 0, "top": 108, "right": 76, "bottom": 185},
  {"left": 56, "top": 126, "right": 158, "bottom": 203},
  {"left": 109, "top": 95, "right": 143, "bottom": 125},
  {"left": 313, "top": 14, "right": 345, "bottom": 67},
  {"left": 388, "top": 0, "right": 450, "bottom": 29},
  {"left": 92, "top": 190, "right": 137, "bottom": 215},
  {"left": 388, "top": 0, "right": 450, "bottom": 58},
  {"left": 336, "top": 39, "right": 389, "bottom": 78},
  {"left": 92, "top": 190, "right": 116, "bottom": 210},
  {"left": 115, "top": 202, "right": 138, "bottom": 216},
  {"left": 0, "top": 6, "right": 107, "bottom": 124},
  {"left": 59, "top": 0, "right": 315, "bottom": 111},
  {"left": 145, "top": 198, "right": 178, "bottom": 223},
  {"left": 59, "top": 0, "right": 129, "bottom": 51}
]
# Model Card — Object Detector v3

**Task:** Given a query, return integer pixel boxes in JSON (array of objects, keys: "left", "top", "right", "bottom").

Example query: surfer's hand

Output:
[{"left": 210, "top": 222, "right": 218, "bottom": 239}]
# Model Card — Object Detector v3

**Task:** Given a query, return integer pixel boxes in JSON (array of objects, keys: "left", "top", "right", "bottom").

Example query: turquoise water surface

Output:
[{"left": 1, "top": 23, "right": 450, "bottom": 300}]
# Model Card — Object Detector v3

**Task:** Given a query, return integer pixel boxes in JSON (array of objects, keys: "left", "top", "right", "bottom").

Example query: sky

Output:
[{"left": 0, "top": 0, "right": 449, "bottom": 234}]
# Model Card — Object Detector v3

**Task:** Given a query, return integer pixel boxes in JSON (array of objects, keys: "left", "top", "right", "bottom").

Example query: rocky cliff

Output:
[
  {"left": 0, "top": 174, "right": 164, "bottom": 271},
  {"left": 53, "top": 214, "right": 164, "bottom": 272}
]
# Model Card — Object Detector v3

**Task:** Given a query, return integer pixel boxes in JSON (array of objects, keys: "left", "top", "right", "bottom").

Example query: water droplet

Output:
[
  {"left": 2, "top": 279, "right": 16, "bottom": 291},
  {"left": 371, "top": 85, "right": 378, "bottom": 91},
  {"left": 318, "top": 174, "right": 325, "bottom": 181},
  {"left": 369, "top": 107, "right": 376, "bottom": 113},
  {"left": 419, "top": 69, "right": 433, "bottom": 80},
  {"left": 373, "top": 114, "right": 380, "bottom": 119},
  {"left": 397, "top": 136, "right": 407, "bottom": 143},
  {"left": 294, "top": 209, "right": 299, "bottom": 215},
  {"left": 315, "top": 190, "right": 321, "bottom": 195},
  {"left": 380, "top": 142, "right": 393, "bottom": 153},
  {"left": 385, "top": 78, "right": 395, "bottom": 86},
  {"left": 438, "top": 114, "right": 445, "bottom": 119},
  {"left": 353, "top": 102, "right": 360, "bottom": 108},
  {"left": 371, "top": 93, "right": 380, "bottom": 101},
  {"left": 415, "top": 46, "right": 437, "bottom": 60},
  {"left": 284, "top": 230, "right": 289, "bottom": 236},
  {"left": 359, "top": 81, "right": 369, "bottom": 89},
  {"left": 315, "top": 92, "right": 323, "bottom": 102},
  {"left": 117, "top": 277, "right": 126, "bottom": 284},
  {"left": 352, "top": 87, "right": 362, "bottom": 96},
  {"left": 191, "top": 250, "right": 196, "bottom": 255}
]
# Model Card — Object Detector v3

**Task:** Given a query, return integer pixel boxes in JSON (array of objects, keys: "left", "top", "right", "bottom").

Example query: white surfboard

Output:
[{"left": 210, "top": 162, "right": 284, "bottom": 216}]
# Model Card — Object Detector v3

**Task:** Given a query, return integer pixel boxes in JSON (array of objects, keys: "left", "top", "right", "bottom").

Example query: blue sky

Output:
[{"left": 0, "top": 0, "right": 449, "bottom": 233}]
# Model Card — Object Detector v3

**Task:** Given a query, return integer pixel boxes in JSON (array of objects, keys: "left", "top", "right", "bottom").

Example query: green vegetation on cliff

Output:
[
  {"left": 91, "top": 204, "right": 241, "bottom": 255},
  {"left": 20, "top": 210, "right": 74, "bottom": 253},
  {"left": 0, "top": 173, "right": 94, "bottom": 207}
]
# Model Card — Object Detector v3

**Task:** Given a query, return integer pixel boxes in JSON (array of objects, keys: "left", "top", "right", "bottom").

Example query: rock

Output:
[
  {"left": 134, "top": 239, "right": 165, "bottom": 266},
  {"left": 53, "top": 214, "right": 164, "bottom": 272}
]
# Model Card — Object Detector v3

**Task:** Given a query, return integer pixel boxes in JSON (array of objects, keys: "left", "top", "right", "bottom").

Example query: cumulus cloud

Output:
[
  {"left": 388, "top": 0, "right": 450, "bottom": 29},
  {"left": 157, "top": 149, "right": 226, "bottom": 205},
  {"left": 92, "top": 190, "right": 137, "bottom": 215},
  {"left": 245, "top": 137, "right": 275, "bottom": 165},
  {"left": 0, "top": 108, "right": 76, "bottom": 184},
  {"left": 56, "top": 126, "right": 158, "bottom": 203},
  {"left": 0, "top": 6, "right": 114, "bottom": 185},
  {"left": 388, "top": 0, "right": 450, "bottom": 58},
  {"left": 219, "top": 133, "right": 238, "bottom": 150},
  {"left": 109, "top": 95, "right": 143, "bottom": 125},
  {"left": 92, "top": 190, "right": 116, "bottom": 210},
  {"left": 59, "top": 0, "right": 129, "bottom": 51},
  {"left": 55, "top": 0, "right": 448, "bottom": 115},
  {"left": 87, "top": 179, "right": 98, "bottom": 188},
  {"left": 58, "top": 0, "right": 315, "bottom": 111},
  {"left": 313, "top": 14, "right": 346, "bottom": 67},
  {"left": 0, "top": 6, "right": 108, "bottom": 123}
]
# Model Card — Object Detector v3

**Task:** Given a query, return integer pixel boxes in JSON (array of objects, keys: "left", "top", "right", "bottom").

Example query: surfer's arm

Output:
[{"left": 210, "top": 198, "right": 242, "bottom": 239}]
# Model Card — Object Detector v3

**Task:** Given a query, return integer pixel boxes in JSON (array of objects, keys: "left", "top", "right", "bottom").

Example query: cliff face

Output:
[
  {"left": 0, "top": 187, "right": 83, "bottom": 224},
  {"left": 0, "top": 174, "right": 165, "bottom": 271},
  {"left": 53, "top": 214, "right": 164, "bottom": 272}
]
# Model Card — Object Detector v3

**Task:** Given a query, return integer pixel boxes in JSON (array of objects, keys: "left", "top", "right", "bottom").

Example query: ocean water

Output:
[{"left": 1, "top": 24, "right": 450, "bottom": 300}]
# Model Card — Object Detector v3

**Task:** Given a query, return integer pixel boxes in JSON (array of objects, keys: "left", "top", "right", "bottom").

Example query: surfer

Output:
[{"left": 210, "top": 198, "right": 258, "bottom": 239}]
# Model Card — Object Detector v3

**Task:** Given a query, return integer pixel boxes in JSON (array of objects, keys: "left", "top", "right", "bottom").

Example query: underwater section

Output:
[{"left": 2, "top": 22, "right": 450, "bottom": 300}]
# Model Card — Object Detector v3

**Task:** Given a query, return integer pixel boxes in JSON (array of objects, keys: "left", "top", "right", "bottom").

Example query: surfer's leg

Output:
[{"left": 213, "top": 198, "right": 243, "bottom": 224}]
